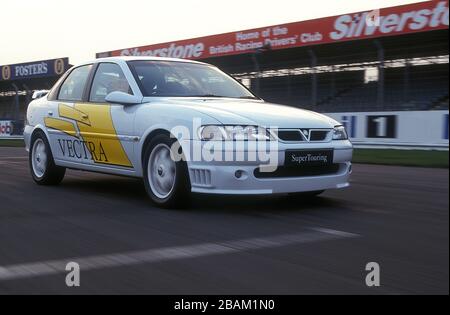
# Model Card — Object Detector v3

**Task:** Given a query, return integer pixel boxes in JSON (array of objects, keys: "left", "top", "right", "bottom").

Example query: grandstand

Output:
[
  {"left": 237, "top": 58, "right": 449, "bottom": 113},
  {"left": 262, "top": 62, "right": 450, "bottom": 113},
  {"left": 215, "top": 32, "right": 449, "bottom": 113}
]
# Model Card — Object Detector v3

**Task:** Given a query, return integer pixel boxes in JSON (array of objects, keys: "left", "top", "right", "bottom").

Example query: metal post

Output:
[
  {"left": 251, "top": 53, "right": 261, "bottom": 96},
  {"left": 331, "top": 65, "right": 336, "bottom": 97},
  {"left": 287, "top": 70, "right": 292, "bottom": 106},
  {"left": 23, "top": 84, "right": 32, "bottom": 110},
  {"left": 403, "top": 58, "right": 410, "bottom": 105},
  {"left": 374, "top": 40, "right": 385, "bottom": 110},
  {"left": 308, "top": 49, "right": 318, "bottom": 107},
  {"left": 11, "top": 83, "right": 19, "bottom": 121}
]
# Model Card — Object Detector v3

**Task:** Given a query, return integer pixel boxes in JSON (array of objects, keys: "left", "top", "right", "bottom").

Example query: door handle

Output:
[{"left": 82, "top": 114, "right": 89, "bottom": 119}]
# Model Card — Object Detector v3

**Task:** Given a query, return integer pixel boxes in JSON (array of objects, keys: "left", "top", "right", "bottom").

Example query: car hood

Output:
[{"left": 149, "top": 98, "right": 338, "bottom": 128}]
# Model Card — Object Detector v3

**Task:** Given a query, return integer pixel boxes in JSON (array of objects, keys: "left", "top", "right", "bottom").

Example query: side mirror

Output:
[
  {"left": 32, "top": 90, "right": 49, "bottom": 100},
  {"left": 105, "top": 91, "right": 142, "bottom": 106}
]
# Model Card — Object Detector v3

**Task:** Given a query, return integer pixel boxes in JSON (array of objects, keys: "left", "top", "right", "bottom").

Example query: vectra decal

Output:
[{"left": 57, "top": 139, "right": 108, "bottom": 162}]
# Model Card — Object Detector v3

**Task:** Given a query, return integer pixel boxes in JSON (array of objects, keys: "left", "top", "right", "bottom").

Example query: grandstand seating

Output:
[
  {"left": 0, "top": 96, "right": 27, "bottom": 120},
  {"left": 254, "top": 64, "right": 449, "bottom": 112}
]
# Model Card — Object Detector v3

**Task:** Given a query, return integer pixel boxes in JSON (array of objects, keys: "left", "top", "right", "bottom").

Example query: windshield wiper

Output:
[
  {"left": 238, "top": 96, "right": 259, "bottom": 100},
  {"left": 190, "top": 94, "right": 227, "bottom": 98},
  {"left": 190, "top": 95, "right": 259, "bottom": 99}
]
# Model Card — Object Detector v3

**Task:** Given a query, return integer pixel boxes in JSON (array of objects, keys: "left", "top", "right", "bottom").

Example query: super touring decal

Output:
[{"left": 44, "top": 103, "right": 133, "bottom": 168}]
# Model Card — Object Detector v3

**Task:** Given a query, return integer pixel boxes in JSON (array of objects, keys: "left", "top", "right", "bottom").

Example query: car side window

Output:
[
  {"left": 89, "top": 63, "right": 131, "bottom": 103},
  {"left": 58, "top": 65, "right": 92, "bottom": 101}
]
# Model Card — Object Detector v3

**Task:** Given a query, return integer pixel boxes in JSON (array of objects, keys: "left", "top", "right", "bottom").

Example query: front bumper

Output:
[
  {"left": 183, "top": 140, "right": 353, "bottom": 195},
  {"left": 23, "top": 124, "right": 33, "bottom": 152}
]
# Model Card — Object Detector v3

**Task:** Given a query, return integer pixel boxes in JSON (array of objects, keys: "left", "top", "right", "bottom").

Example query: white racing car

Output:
[{"left": 24, "top": 56, "right": 353, "bottom": 208}]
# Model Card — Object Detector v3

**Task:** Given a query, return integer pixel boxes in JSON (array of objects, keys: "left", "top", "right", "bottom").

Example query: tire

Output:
[
  {"left": 143, "top": 134, "right": 191, "bottom": 208},
  {"left": 29, "top": 130, "right": 66, "bottom": 185},
  {"left": 288, "top": 190, "right": 325, "bottom": 199}
]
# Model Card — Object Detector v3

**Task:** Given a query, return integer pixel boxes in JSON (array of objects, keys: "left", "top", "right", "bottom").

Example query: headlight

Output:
[
  {"left": 199, "top": 125, "right": 273, "bottom": 141},
  {"left": 332, "top": 125, "right": 348, "bottom": 140}
]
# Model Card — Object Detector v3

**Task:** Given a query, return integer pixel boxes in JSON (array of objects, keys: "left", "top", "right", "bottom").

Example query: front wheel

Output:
[
  {"left": 29, "top": 130, "right": 66, "bottom": 185},
  {"left": 143, "top": 134, "right": 191, "bottom": 208}
]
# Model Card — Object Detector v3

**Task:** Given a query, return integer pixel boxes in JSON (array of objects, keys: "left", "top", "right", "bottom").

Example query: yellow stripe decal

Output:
[
  {"left": 59, "top": 104, "right": 91, "bottom": 126},
  {"left": 44, "top": 117, "right": 78, "bottom": 137}
]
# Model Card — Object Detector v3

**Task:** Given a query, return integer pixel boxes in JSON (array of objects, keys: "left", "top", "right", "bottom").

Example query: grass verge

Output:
[
  {"left": 353, "top": 149, "right": 449, "bottom": 168},
  {"left": 0, "top": 139, "right": 25, "bottom": 147}
]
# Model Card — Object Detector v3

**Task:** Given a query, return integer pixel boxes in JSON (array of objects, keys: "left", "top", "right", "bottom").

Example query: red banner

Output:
[{"left": 97, "top": 0, "right": 449, "bottom": 60}]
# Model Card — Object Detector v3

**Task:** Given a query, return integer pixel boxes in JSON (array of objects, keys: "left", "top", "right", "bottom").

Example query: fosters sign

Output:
[
  {"left": 1, "top": 58, "right": 69, "bottom": 82},
  {"left": 97, "top": 0, "right": 449, "bottom": 60}
]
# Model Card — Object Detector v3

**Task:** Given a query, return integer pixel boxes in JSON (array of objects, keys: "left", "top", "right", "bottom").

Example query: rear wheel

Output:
[
  {"left": 143, "top": 134, "right": 191, "bottom": 208},
  {"left": 29, "top": 131, "right": 65, "bottom": 185}
]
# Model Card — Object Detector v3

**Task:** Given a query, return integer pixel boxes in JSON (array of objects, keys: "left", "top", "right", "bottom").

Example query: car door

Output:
[
  {"left": 78, "top": 62, "right": 136, "bottom": 170},
  {"left": 45, "top": 64, "right": 93, "bottom": 166}
]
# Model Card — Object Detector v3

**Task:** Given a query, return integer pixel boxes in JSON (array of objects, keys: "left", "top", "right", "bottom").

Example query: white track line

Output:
[
  {"left": 0, "top": 156, "right": 28, "bottom": 160},
  {"left": 0, "top": 228, "right": 359, "bottom": 281},
  {"left": 0, "top": 161, "right": 27, "bottom": 165}
]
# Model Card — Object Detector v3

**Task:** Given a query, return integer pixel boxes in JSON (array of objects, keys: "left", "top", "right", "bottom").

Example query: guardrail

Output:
[
  {"left": 0, "top": 135, "right": 24, "bottom": 140},
  {"left": 325, "top": 110, "right": 449, "bottom": 151}
]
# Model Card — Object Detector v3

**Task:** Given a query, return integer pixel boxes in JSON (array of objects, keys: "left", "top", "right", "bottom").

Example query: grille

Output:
[
  {"left": 254, "top": 164, "right": 340, "bottom": 179},
  {"left": 309, "top": 130, "right": 330, "bottom": 141},
  {"left": 276, "top": 129, "right": 330, "bottom": 142},
  {"left": 190, "top": 169, "right": 212, "bottom": 186},
  {"left": 277, "top": 130, "right": 304, "bottom": 142}
]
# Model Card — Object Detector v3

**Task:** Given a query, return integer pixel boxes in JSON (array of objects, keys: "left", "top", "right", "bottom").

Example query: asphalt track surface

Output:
[{"left": 0, "top": 147, "right": 448, "bottom": 294}]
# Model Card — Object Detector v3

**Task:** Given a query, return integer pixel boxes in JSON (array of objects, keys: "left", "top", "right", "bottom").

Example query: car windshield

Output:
[{"left": 128, "top": 60, "right": 258, "bottom": 99}]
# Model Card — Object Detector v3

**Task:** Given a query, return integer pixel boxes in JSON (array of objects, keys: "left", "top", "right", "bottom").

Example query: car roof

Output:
[{"left": 82, "top": 56, "right": 208, "bottom": 66}]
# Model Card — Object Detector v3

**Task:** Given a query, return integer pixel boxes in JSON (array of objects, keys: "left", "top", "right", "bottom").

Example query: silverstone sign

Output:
[
  {"left": 97, "top": 0, "right": 449, "bottom": 59},
  {"left": 1, "top": 58, "right": 69, "bottom": 82}
]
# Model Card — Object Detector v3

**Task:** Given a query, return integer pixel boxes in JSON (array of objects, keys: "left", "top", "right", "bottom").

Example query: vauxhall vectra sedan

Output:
[{"left": 24, "top": 56, "right": 353, "bottom": 208}]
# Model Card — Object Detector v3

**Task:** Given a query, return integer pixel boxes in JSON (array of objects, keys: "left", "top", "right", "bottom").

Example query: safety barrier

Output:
[
  {"left": 325, "top": 110, "right": 449, "bottom": 150},
  {"left": 2, "top": 111, "right": 449, "bottom": 150}
]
